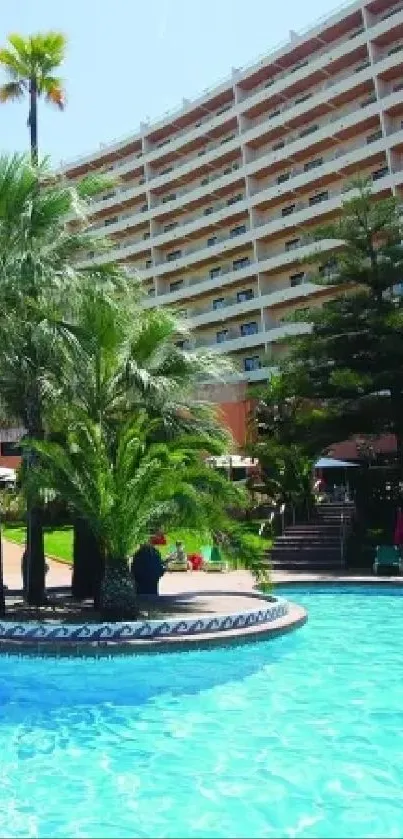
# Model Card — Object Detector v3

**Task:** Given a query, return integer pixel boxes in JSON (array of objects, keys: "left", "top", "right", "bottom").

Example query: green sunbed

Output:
[{"left": 373, "top": 545, "right": 403, "bottom": 575}]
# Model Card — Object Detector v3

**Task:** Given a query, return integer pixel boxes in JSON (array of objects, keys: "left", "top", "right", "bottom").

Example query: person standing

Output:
[{"left": 131, "top": 539, "right": 165, "bottom": 596}]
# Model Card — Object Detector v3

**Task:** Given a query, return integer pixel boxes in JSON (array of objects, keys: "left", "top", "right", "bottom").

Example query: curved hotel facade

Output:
[{"left": 59, "top": 0, "right": 403, "bottom": 446}]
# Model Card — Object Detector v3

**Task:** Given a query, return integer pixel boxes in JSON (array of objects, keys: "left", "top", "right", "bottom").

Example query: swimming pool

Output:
[{"left": 1, "top": 584, "right": 403, "bottom": 838}]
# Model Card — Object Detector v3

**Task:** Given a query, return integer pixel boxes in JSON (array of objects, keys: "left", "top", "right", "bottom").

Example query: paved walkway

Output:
[
  {"left": 2, "top": 539, "right": 258, "bottom": 599},
  {"left": 3, "top": 539, "right": 401, "bottom": 598}
]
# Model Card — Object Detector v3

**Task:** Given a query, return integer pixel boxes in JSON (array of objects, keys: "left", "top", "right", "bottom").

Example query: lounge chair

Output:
[
  {"left": 200, "top": 544, "right": 227, "bottom": 572},
  {"left": 165, "top": 545, "right": 190, "bottom": 572},
  {"left": 373, "top": 545, "right": 403, "bottom": 575}
]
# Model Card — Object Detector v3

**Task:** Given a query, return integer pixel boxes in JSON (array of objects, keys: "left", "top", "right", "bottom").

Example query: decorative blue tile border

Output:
[{"left": 0, "top": 596, "right": 288, "bottom": 643}]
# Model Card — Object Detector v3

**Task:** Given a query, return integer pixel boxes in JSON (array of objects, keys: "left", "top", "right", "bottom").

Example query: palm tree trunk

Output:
[
  {"left": 29, "top": 78, "right": 38, "bottom": 165},
  {"left": 25, "top": 469, "right": 46, "bottom": 605},
  {"left": 24, "top": 407, "right": 46, "bottom": 605},
  {"left": 0, "top": 525, "right": 6, "bottom": 617},
  {"left": 72, "top": 517, "right": 103, "bottom": 602}
]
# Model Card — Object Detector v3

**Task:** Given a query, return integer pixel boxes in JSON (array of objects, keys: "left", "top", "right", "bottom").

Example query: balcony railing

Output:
[
  {"left": 245, "top": 62, "right": 374, "bottom": 133},
  {"left": 241, "top": 26, "right": 368, "bottom": 103}
]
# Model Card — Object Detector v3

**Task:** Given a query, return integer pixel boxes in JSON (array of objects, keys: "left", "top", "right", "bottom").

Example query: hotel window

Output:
[
  {"left": 290, "top": 271, "right": 305, "bottom": 287},
  {"left": 268, "top": 109, "right": 281, "bottom": 119},
  {"left": 272, "top": 141, "right": 285, "bottom": 151},
  {"left": 233, "top": 257, "right": 250, "bottom": 270},
  {"left": 361, "top": 95, "right": 376, "bottom": 107},
  {"left": 388, "top": 43, "right": 403, "bottom": 55},
  {"left": 0, "top": 441, "right": 22, "bottom": 457},
  {"left": 230, "top": 224, "right": 247, "bottom": 237},
  {"left": 140, "top": 204, "right": 148, "bottom": 212},
  {"left": 213, "top": 298, "right": 225, "bottom": 310},
  {"left": 163, "top": 222, "right": 178, "bottom": 232},
  {"left": 210, "top": 266, "right": 222, "bottom": 279},
  {"left": 355, "top": 61, "right": 370, "bottom": 72},
  {"left": 216, "top": 329, "right": 229, "bottom": 343},
  {"left": 201, "top": 177, "right": 209, "bottom": 186},
  {"left": 285, "top": 238, "right": 300, "bottom": 251},
  {"left": 291, "top": 59, "right": 308, "bottom": 73},
  {"left": 162, "top": 193, "right": 176, "bottom": 203},
  {"left": 367, "top": 131, "right": 382, "bottom": 144},
  {"left": 295, "top": 93, "right": 311, "bottom": 105},
  {"left": 143, "top": 232, "right": 150, "bottom": 240},
  {"left": 240, "top": 321, "right": 258, "bottom": 336},
  {"left": 299, "top": 124, "right": 318, "bottom": 138},
  {"left": 372, "top": 166, "right": 389, "bottom": 181},
  {"left": 277, "top": 172, "right": 290, "bottom": 184},
  {"left": 147, "top": 287, "right": 155, "bottom": 296},
  {"left": 145, "top": 259, "right": 152, "bottom": 268},
  {"left": 237, "top": 289, "right": 253, "bottom": 302},
  {"left": 227, "top": 194, "right": 243, "bottom": 205},
  {"left": 304, "top": 157, "right": 322, "bottom": 171},
  {"left": 169, "top": 280, "right": 183, "bottom": 292},
  {"left": 166, "top": 249, "right": 181, "bottom": 262},
  {"left": 309, "top": 191, "right": 328, "bottom": 206},
  {"left": 160, "top": 167, "right": 173, "bottom": 175},
  {"left": 204, "top": 207, "right": 214, "bottom": 215},
  {"left": 319, "top": 258, "right": 338, "bottom": 278},
  {"left": 207, "top": 236, "right": 217, "bottom": 247},
  {"left": 105, "top": 216, "right": 118, "bottom": 226},
  {"left": 244, "top": 356, "right": 261, "bottom": 371},
  {"left": 282, "top": 204, "right": 295, "bottom": 217}
]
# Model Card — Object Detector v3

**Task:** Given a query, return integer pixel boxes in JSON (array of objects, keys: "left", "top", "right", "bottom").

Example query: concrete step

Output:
[
  {"left": 270, "top": 559, "right": 344, "bottom": 569},
  {"left": 272, "top": 542, "right": 340, "bottom": 553},
  {"left": 277, "top": 532, "right": 340, "bottom": 539},
  {"left": 271, "top": 548, "right": 340, "bottom": 556}
]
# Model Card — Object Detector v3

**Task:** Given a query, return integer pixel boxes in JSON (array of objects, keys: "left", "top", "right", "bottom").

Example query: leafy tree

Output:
[
  {"left": 0, "top": 154, "right": 120, "bottom": 604},
  {"left": 283, "top": 178, "right": 403, "bottom": 479},
  {"left": 0, "top": 32, "right": 66, "bottom": 163},
  {"left": 249, "top": 374, "right": 322, "bottom": 514}
]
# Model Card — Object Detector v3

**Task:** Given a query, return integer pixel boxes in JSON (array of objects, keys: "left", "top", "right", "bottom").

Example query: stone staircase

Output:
[{"left": 268, "top": 502, "right": 355, "bottom": 571}]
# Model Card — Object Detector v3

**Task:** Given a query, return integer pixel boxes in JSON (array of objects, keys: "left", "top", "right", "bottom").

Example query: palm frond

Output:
[{"left": 0, "top": 80, "right": 25, "bottom": 102}]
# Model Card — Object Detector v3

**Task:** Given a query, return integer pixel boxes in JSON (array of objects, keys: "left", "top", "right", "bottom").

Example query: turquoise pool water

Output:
[{"left": 1, "top": 585, "right": 403, "bottom": 838}]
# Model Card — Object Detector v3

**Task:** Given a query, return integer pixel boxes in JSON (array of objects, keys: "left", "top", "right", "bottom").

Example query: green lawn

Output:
[
  {"left": 3, "top": 524, "right": 271, "bottom": 565},
  {"left": 4, "top": 524, "right": 73, "bottom": 564}
]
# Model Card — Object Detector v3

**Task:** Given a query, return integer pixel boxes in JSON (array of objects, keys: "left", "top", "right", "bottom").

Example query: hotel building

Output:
[{"left": 56, "top": 0, "right": 403, "bottom": 447}]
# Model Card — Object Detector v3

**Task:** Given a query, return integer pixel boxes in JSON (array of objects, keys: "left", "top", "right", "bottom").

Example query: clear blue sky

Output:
[{"left": 1, "top": 0, "right": 345, "bottom": 167}]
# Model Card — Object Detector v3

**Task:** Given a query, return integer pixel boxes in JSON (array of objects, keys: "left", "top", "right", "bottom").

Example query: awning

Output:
[
  {"left": 315, "top": 457, "right": 359, "bottom": 469},
  {"left": 0, "top": 467, "right": 16, "bottom": 481},
  {"left": 205, "top": 455, "right": 257, "bottom": 469}
]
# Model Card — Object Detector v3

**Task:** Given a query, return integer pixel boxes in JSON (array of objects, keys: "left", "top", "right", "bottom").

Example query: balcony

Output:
[
  {"left": 194, "top": 319, "right": 310, "bottom": 353},
  {"left": 239, "top": 26, "right": 368, "bottom": 107},
  {"left": 245, "top": 61, "right": 374, "bottom": 135}
]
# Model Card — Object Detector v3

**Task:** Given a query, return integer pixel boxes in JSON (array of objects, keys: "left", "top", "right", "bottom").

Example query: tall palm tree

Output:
[
  {"left": 0, "top": 32, "right": 66, "bottom": 163},
  {"left": 0, "top": 154, "right": 122, "bottom": 604},
  {"left": 56, "top": 283, "right": 233, "bottom": 600}
]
